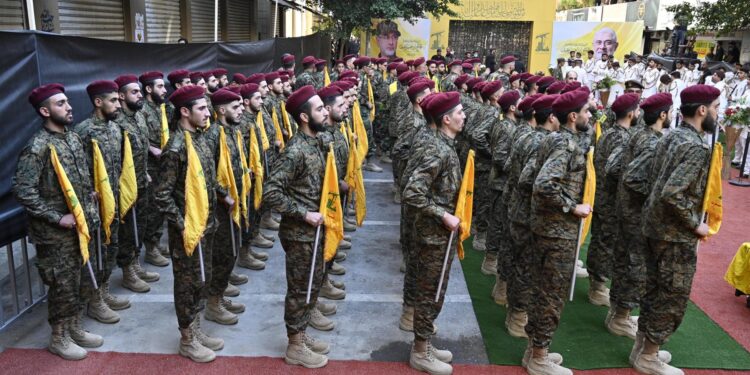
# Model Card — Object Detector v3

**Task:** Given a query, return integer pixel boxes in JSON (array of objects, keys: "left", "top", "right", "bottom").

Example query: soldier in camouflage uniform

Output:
[
  {"left": 14, "top": 83, "right": 102, "bottom": 360},
  {"left": 525, "top": 89, "right": 592, "bottom": 375},
  {"left": 354, "top": 57, "right": 383, "bottom": 172},
  {"left": 295, "top": 56, "right": 319, "bottom": 91},
  {"left": 633, "top": 86, "right": 719, "bottom": 375},
  {"left": 489, "top": 56, "right": 515, "bottom": 90},
  {"left": 250, "top": 73, "right": 282, "bottom": 232},
  {"left": 402, "top": 92, "right": 465, "bottom": 375},
  {"left": 263, "top": 86, "right": 331, "bottom": 368},
  {"left": 387, "top": 71, "right": 417, "bottom": 202},
  {"left": 73, "top": 80, "right": 126, "bottom": 325},
  {"left": 166, "top": 69, "right": 192, "bottom": 120},
  {"left": 155, "top": 86, "right": 222, "bottom": 363},
  {"left": 439, "top": 61, "right": 462, "bottom": 93}
]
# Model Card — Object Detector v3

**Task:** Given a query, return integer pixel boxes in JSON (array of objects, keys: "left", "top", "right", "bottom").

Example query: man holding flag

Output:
[
  {"left": 14, "top": 83, "right": 102, "bottom": 360},
  {"left": 634, "top": 85, "right": 720, "bottom": 375}
]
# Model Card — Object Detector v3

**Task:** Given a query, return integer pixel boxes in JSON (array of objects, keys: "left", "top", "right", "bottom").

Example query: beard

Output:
[
  {"left": 208, "top": 84, "right": 219, "bottom": 93},
  {"left": 575, "top": 116, "right": 590, "bottom": 132},
  {"left": 51, "top": 110, "right": 74, "bottom": 126},
  {"left": 514, "top": 110, "right": 523, "bottom": 119},
  {"left": 630, "top": 115, "right": 638, "bottom": 127},
  {"left": 702, "top": 114, "right": 717, "bottom": 134},
  {"left": 309, "top": 116, "right": 327, "bottom": 133},
  {"left": 226, "top": 116, "right": 240, "bottom": 125},
  {"left": 329, "top": 111, "right": 343, "bottom": 124},
  {"left": 662, "top": 116, "right": 671, "bottom": 129},
  {"left": 104, "top": 110, "right": 119, "bottom": 121},
  {"left": 151, "top": 93, "right": 165, "bottom": 105},
  {"left": 127, "top": 99, "right": 144, "bottom": 111}
]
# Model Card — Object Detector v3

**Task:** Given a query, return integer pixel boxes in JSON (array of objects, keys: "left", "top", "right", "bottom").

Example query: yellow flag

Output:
[
  {"left": 352, "top": 100, "right": 369, "bottom": 160},
  {"left": 320, "top": 144, "right": 344, "bottom": 262},
  {"left": 702, "top": 142, "right": 723, "bottom": 237},
  {"left": 160, "top": 103, "right": 169, "bottom": 149},
  {"left": 271, "top": 108, "right": 285, "bottom": 149},
  {"left": 281, "top": 101, "right": 294, "bottom": 137},
  {"left": 382, "top": 69, "right": 387, "bottom": 81},
  {"left": 455, "top": 150, "right": 475, "bottom": 260},
  {"left": 324, "top": 66, "right": 331, "bottom": 86},
  {"left": 236, "top": 130, "right": 251, "bottom": 226},
  {"left": 367, "top": 77, "right": 376, "bottom": 122},
  {"left": 595, "top": 121, "right": 602, "bottom": 142},
  {"left": 725, "top": 243, "right": 750, "bottom": 294},
  {"left": 580, "top": 146, "right": 596, "bottom": 247},
  {"left": 389, "top": 81, "right": 398, "bottom": 95},
  {"left": 205, "top": 118, "right": 211, "bottom": 129},
  {"left": 217, "top": 127, "right": 240, "bottom": 226},
  {"left": 248, "top": 125, "right": 264, "bottom": 210},
  {"left": 91, "top": 140, "right": 115, "bottom": 244},
  {"left": 256, "top": 112, "right": 270, "bottom": 151},
  {"left": 432, "top": 76, "right": 441, "bottom": 93},
  {"left": 49, "top": 145, "right": 91, "bottom": 264},
  {"left": 119, "top": 131, "right": 138, "bottom": 220},
  {"left": 183, "top": 131, "right": 209, "bottom": 256},
  {"left": 345, "top": 127, "right": 366, "bottom": 225}
]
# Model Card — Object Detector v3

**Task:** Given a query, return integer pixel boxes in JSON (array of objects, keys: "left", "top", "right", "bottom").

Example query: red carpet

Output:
[{"left": 0, "top": 348, "right": 747, "bottom": 374}]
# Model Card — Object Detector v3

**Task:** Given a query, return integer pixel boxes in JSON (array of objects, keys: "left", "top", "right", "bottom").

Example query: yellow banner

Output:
[
  {"left": 217, "top": 126, "right": 240, "bottom": 226},
  {"left": 183, "top": 131, "right": 209, "bottom": 256},
  {"left": 49, "top": 145, "right": 91, "bottom": 264},
  {"left": 92, "top": 140, "right": 115, "bottom": 244},
  {"left": 320, "top": 144, "right": 344, "bottom": 262},
  {"left": 455, "top": 150, "right": 475, "bottom": 260},
  {"left": 119, "top": 131, "right": 137, "bottom": 220}
]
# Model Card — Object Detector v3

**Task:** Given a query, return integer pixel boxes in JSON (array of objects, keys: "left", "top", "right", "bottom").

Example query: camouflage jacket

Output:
[
  {"left": 392, "top": 109, "right": 427, "bottom": 161},
  {"left": 399, "top": 126, "right": 438, "bottom": 193},
  {"left": 488, "top": 117, "right": 518, "bottom": 190},
  {"left": 295, "top": 71, "right": 318, "bottom": 91},
  {"left": 73, "top": 113, "right": 123, "bottom": 196},
  {"left": 530, "top": 126, "right": 587, "bottom": 240},
  {"left": 387, "top": 88, "right": 408, "bottom": 138},
  {"left": 467, "top": 104, "right": 500, "bottom": 172},
  {"left": 313, "top": 72, "right": 325, "bottom": 90},
  {"left": 321, "top": 123, "right": 349, "bottom": 180},
  {"left": 616, "top": 125, "right": 662, "bottom": 234},
  {"left": 500, "top": 120, "right": 533, "bottom": 197},
  {"left": 141, "top": 100, "right": 164, "bottom": 175},
  {"left": 440, "top": 72, "right": 458, "bottom": 93},
  {"left": 509, "top": 127, "right": 551, "bottom": 225},
  {"left": 456, "top": 94, "right": 481, "bottom": 163},
  {"left": 263, "top": 131, "right": 326, "bottom": 242},
  {"left": 205, "top": 122, "right": 244, "bottom": 199},
  {"left": 13, "top": 126, "right": 100, "bottom": 245},
  {"left": 642, "top": 123, "right": 710, "bottom": 243},
  {"left": 593, "top": 123, "right": 632, "bottom": 218},
  {"left": 114, "top": 108, "right": 150, "bottom": 188}
]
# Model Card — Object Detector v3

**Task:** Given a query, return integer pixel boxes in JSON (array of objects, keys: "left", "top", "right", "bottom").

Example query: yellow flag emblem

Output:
[
  {"left": 352, "top": 100, "right": 369, "bottom": 160},
  {"left": 256, "top": 112, "right": 270, "bottom": 151},
  {"left": 217, "top": 126, "right": 240, "bottom": 226},
  {"left": 119, "top": 131, "right": 138, "bottom": 220},
  {"left": 455, "top": 150, "right": 475, "bottom": 260},
  {"left": 324, "top": 66, "right": 331, "bottom": 86},
  {"left": 160, "top": 103, "right": 169, "bottom": 149},
  {"left": 49, "top": 145, "right": 91, "bottom": 264},
  {"left": 183, "top": 131, "right": 209, "bottom": 256},
  {"left": 92, "top": 140, "right": 115, "bottom": 244},
  {"left": 320, "top": 144, "right": 344, "bottom": 262},
  {"left": 281, "top": 101, "right": 294, "bottom": 137},
  {"left": 367, "top": 77, "right": 376, "bottom": 122},
  {"left": 345, "top": 126, "right": 366, "bottom": 225},
  {"left": 389, "top": 81, "right": 398, "bottom": 95},
  {"left": 702, "top": 142, "right": 723, "bottom": 237},
  {"left": 236, "top": 129, "right": 251, "bottom": 225},
  {"left": 249, "top": 124, "right": 264, "bottom": 210},
  {"left": 271, "top": 108, "right": 285, "bottom": 149},
  {"left": 580, "top": 146, "right": 596, "bottom": 247}
]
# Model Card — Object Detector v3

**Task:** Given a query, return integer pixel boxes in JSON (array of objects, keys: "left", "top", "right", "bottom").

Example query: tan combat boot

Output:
[
  {"left": 285, "top": 332, "right": 328, "bottom": 368},
  {"left": 122, "top": 264, "right": 150, "bottom": 293},
  {"left": 630, "top": 332, "right": 673, "bottom": 366},
  {"left": 68, "top": 312, "right": 104, "bottom": 348},
  {"left": 330, "top": 278, "right": 345, "bottom": 290},
  {"left": 526, "top": 346, "right": 572, "bottom": 375},
  {"left": 608, "top": 307, "right": 637, "bottom": 339},
  {"left": 481, "top": 252, "right": 498, "bottom": 276},
  {"left": 192, "top": 315, "right": 224, "bottom": 351},
  {"left": 261, "top": 231, "right": 276, "bottom": 242},
  {"left": 48, "top": 321, "right": 87, "bottom": 360},
  {"left": 634, "top": 338, "right": 683, "bottom": 375},
  {"left": 393, "top": 189, "right": 402, "bottom": 204},
  {"left": 157, "top": 243, "right": 171, "bottom": 258},
  {"left": 492, "top": 276, "right": 508, "bottom": 305},
  {"left": 338, "top": 239, "right": 352, "bottom": 250},
  {"left": 473, "top": 232, "right": 487, "bottom": 251},
  {"left": 334, "top": 251, "right": 347, "bottom": 262},
  {"left": 237, "top": 248, "right": 266, "bottom": 270},
  {"left": 521, "top": 340, "right": 563, "bottom": 368},
  {"left": 205, "top": 295, "right": 238, "bottom": 325},
  {"left": 249, "top": 247, "right": 269, "bottom": 261},
  {"left": 320, "top": 278, "right": 346, "bottom": 300},
  {"left": 301, "top": 332, "right": 330, "bottom": 354},
  {"left": 329, "top": 261, "right": 346, "bottom": 276},
  {"left": 344, "top": 219, "right": 357, "bottom": 232},
  {"left": 132, "top": 260, "right": 160, "bottom": 282},
  {"left": 251, "top": 233, "right": 274, "bottom": 249},
  {"left": 228, "top": 271, "right": 248, "bottom": 286},
  {"left": 588, "top": 280, "right": 611, "bottom": 307},
  {"left": 87, "top": 288, "right": 120, "bottom": 324},
  {"left": 179, "top": 326, "right": 215, "bottom": 363},
  {"left": 309, "top": 306, "right": 335, "bottom": 331},
  {"left": 144, "top": 241, "right": 169, "bottom": 267},
  {"left": 316, "top": 301, "right": 337, "bottom": 316},
  {"left": 399, "top": 304, "right": 414, "bottom": 331},
  {"left": 362, "top": 159, "right": 383, "bottom": 172},
  {"left": 223, "top": 283, "right": 240, "bottom": 297},
  {"left": 260, "top": 213, "right": 280, "bottom": 230},
  {"left": 409, "top": 342, "right": 453, "bottom": 375},
  {"left": 221, "top": 297, "right": 246, "bottom": 314},
  {"left": 101, "top": 281, "right": 130, "bottom": 310},
  {"left": 506, "top": 310, "right": 528, "bottom": 338},
  {"left": 428, "top": 341, "right": 453, "bottom": 363}
]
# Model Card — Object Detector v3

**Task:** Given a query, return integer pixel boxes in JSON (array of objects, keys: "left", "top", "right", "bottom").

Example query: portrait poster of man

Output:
[
  {"left": 549, "top": 22, "right": 643, "bottom": 65},
  {"left": 367, "top": 18, "right": 432, "bottom": 60}
]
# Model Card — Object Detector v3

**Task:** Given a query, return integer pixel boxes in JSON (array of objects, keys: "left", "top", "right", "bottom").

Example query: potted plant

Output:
[{"left": 595, "top": 76, "right": 616, "bottom": 107}]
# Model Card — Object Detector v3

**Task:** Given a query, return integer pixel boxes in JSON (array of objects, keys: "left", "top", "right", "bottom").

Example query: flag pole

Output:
[
  {"left": 435, "top": 230, "right": 456, "bottom": 302},
  {"left": 87, "top": 261, "right": 99, "bottom": 290},
  {"left": 306, "top": 225, "right": 322, "bottom": 304},
  {"left": 229, "top": 210, "right": 237, "bottom": 257},
  {"left": 263, "top": 151, "right": 269, "bottom": 178},
  {"left": 198, "top": 242, "right": 206, "bottom": 283},
  {"left": 132, "top": 206, "right": 139, "bottom": 249},
  {"left": 95, "top": 200, "right": 102, "bottom": 272},
  {"left": 697, "top": 126, "right": 720, "bottom": 253},
  {"left": 569, "top": 218, "right": 586, "bottom": 301}
]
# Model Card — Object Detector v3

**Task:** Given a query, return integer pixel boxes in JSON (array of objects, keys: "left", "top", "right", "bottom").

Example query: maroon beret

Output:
[
  {"left": 331, "top": 80, "right": 354, "bottom": 91},
  {"left": 211, "top": 88, "right": 242, "bottom": 106},
  {"left": 246, "top": 73, "right": 265, "bottom": 85},
  {"left": 552, "top": 89, "right": 589, "bottom": 113},
  {"left": 419, "top": 92, "right": 438, "bottom": 113},
  {"left": 29, "top": 83, "right": 65, "bottom": 107},
  {"left": 396, "top": 63, "right": 409, "bottom": 74},
  {"left": 546, "top": 81, "right": 566, "bottom": 94},
  {"left": 114, "top": 74, "right": 139, "bottom": 89},
  {"left": 375, "top": 57, "right": 387, "bottom": 65},
  {"left": 461, "top": 63, "right": 473, "bottom": 71},
  {"left": 681, "top": 84, "right": 721, "bottom": 105},
  {"left": 302, "top": 55, "right": 316, "bottom": 66},
  {"left": 500, "top": 56, "right": 516, "bottom": 65},
  {"left": 526, "top": 75, "right": 542, "bottom": 85},
  {"left": 532, "top": 94, "right": 559, "bottom": 111},
  {"left": 426, "top": 59, "right": 436, "bottom": 66},
  {"left": 139, "top": 71, "right": 164, "bottom": 85},
  {"left": 170, "top": 85, "right": 206, "bottom": 107},
  {"left": 167, "top": 69, "right": 190, "bottom": 84},
  {"left": 387, "top": 62, "right": 398, "bottom": 71},
  {"left": 286, "top": 85, "right": 317, "bottom": 116},
  {"left": 317, "top": 85, "right": 343, "bottom": 100},
  {"left": 265, "top": 72, "right": 281, "bottom": 84},
  {"left": 315, "top": 59, "right": 327, "bottom": 68},
  {"left": 343, "top": 54, "right": 356, "bottom": 62},
  {"left": 233, "top": 73, "right": 247, "bottom": 84},
  {"left": 338, "top": 70, "right": 359, "bottom": 81},
  {"left": 213, "top": 68, "right": 228, "bottom": 77},
  {"left": 519, "top": 72, "right": 533, "bottom": 82},
  {"left": 407, "top": 80, "right": 433, "bottom": 100},
  {"left": 203, "top": 71, "right": 215, "bottom": 79},
  {"left": 240, "top": 83, "right": 260, "bottom": 99},
  {"left": 413, "top": 57, "right": 425, "bottom": 67},
  {"left": 189, "top": 71, "right": 205, "bottom": 82},
  {"left": 465, "top": 77, "right": 482, "bottom": 90},
  {"left": 577, "top": 86, "right": 591, "bottom": 95},
  {"left": 392, "top": 58, "right": 404, "bottom": 63},
  {"left": 473, "top": 81, "right": 487, "bottom": 93},
  {"left": 509, "top": 74, "right": 521, "bottom": 83},
  {"left": 537, "top": 76, "right": 555, "bottom": 88},
  {"left": 519, "top": 93, "right": 543, "bottom": 113},
  {"left": 640, "top": 92, "right": 673, "bottom": 113},
  {"left": 87, "top": 80, "right": 119, "bottom": 97},
  {"left": 561, "top": 81, "right": 582, "bottom": 94},
  {"left": 225, "top": 85, "right": 241, "bottom": 95},
  {"left": 282, "top": 54, "right": 296, "bottom": 64},
  {"left": 279, "top": 73, "right": 290, "bottom": 83},
  {"left": 353, "top": 57, "right": 371, "bottom": 68},
  {"left": 425, "top": 92, "right": 461, "bottom": 119},
  {"left": 611, "top": 93, "right": 640, "bottom": 115},
  {"left": 454, "top": 74, "right": 470, "bottom": 87},
  {"left": 498, "top": 90, "right": 521, "bottom": 111},
  {"left": 398, "top": 71, "right": 419, "bottom": 84},
  {"left": 447, "top": 60, "right": 462, "bottom": 68},
  {"left": 481, "top": 80, "right": 503, "bottom": 99},
  {"left": 405, "top": 59, "right": 415, "bottom": 66}
]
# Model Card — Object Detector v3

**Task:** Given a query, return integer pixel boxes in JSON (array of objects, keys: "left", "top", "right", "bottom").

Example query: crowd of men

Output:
[{"left": 13, "top": 46, "right": 726, "bottom": 375}]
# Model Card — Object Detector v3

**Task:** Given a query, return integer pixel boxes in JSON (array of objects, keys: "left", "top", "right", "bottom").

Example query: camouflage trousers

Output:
[
  {"left": 507, "top": 221, "right": 535, "bottom": 314},
  {"left": 169, "top": 223, "right": 213, "bottom": 328},
  {"left": 392, "top": 157, "right": 407, "bottom": 189},
  {"left": 639, "top": 238, "right": 697, "bottom": 346},
  {"left": 117, "top": 194, "right": 147, "bottom": 268},
  {"left": 585, "top": 211, "right": 617, "bottom": 282},
  {"left": 472, "top": 170, "right": 492, "bottom": 233},
  {"left": 282, "top": 238, "right": 325, "bottom": 335},
  {"left": 610, "top": 226, "right": 649, "bottom": 310},
  {"left": 401, "top": 204, "right": 418, "bottom": 307},
  {"left": 35, "top": 238, "right": 85, "bottom": 325},
  {"left": 413, "top": 213, "right": 456, "bottom": 341},
  {"left": 525, "top": 234, "right": 576, "bottom": 348},
  {"left": 373, "top": 117, "right": 390, "bottom": 154},
  {"left": 207, "top": 204, "right": 239, "bottom": 297},
  {"left": 92, "top": 219, "right": 119, "bottom": 284},
  {"left": 486, "top": 190, "right": 512, "bottom": 281},
  {"left": 364, "top": 117, "right": 376, "bottom": 159},
  {"left": 143, "top": 178, "right": 165, "bottom": 248}
]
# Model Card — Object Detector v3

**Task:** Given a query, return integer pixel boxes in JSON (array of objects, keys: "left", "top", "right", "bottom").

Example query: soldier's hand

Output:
[
  {"left": 695, "top": 223, "right": 710, "bottom": 238},
  {"left": 90, "top": 191, "right": 99, "bottom": 203},
  {"left": 223, "top": 196, "right": 235, "bottom": 208},
  {"left": 146, "top": 173, "right": 152, "bottom": 183},
  {"left": 339, "top": 180, "right": 349, "bottom": 193},
  {"left": 573, "top": 204, "right": 592, "bottom": 218},
  {"left": 149, "top": 146, "right": 162, "bottom": 157},
  {"left": 59, "top": 214, "right": 76, "bottom": 229},
  {"left": 304, "top": 211, "right": 324, "bottom": 227},
  {"left": 441, "top": 212, "right": 460, "bottom": 232},
  {"left": 275, "top": 140, "right": 282, "bottom": 147}
]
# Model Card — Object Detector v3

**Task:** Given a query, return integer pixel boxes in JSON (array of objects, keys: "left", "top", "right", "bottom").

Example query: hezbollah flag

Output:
[
  {"left": 256, "top": 112, "right": 270, "bottom": 151},
  {"left": 217, "top": 126, "right": 240, "bottom": 226},
  {"left": 345, "top": 126, "right": 366, "bottom": 225},
  {"left": 352, "top": 100, "right": 369, "bottom": 160},
  {"left": 91, "top": 140, "right": 115, "bottom": 244},
  {"left": 49, "top": 145, "right": 91, "bottom": 264},
  {"left": 236, "top": 129, "right": 251, "bottom": 225},
  {"left": 702, "top": 142, "right": 723, "bottom": 237},
  {"left": 249, "top": 124, "right": 264, "bottom": 210},
  {"left": 389, "top": 81, "right": 398, "bottom": 95},
  {"left": 119, "top": 131, "right": 138, "bottom": 221},
  {"left": 281, "top": 101, "right": 294, "bottom": 137},
  {"left": 725, "top": 243, "right": 750, "bottom": 294},
  {"left": 367, "top": 77, "right": 376, "bottom": 122},
  {"left": 432, "top": 76, "right": 441, "bottom": 93},
  {"left": 160, "top": 103, "right": 170, "bottom": 149},
  {"left": 183, "top": 131, "right": 209, "bottom": 256},
  {"left": 455, "top": 150, "right": 475, "bottom": 260},
  {"left": 271, "top": 108, "right": 285, "bottom": 149},
  {"left": 324, "top": 66, "right": 331, "bottom": 87},
  {"left": 580, "top": 146, "right": 596, "bottom": 247},
  {"left": 595, "top": 114, "right": 606, "bottom": 142},
  {"left": 320, "top": 144, "right": 344, "bottom": 262}
]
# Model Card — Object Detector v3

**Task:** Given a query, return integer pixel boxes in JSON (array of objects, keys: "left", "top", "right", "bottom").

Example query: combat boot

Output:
[
  {"left": 576, "top": 259, "right": 589, "bottom": 278},
  {"left": 316, "top": 301, "right": 337, "bottom": 316},
  {"left": 588, "top": 280, "right": 611, "bottom": 307},
  {"left": 192, "top": 315, "right": 224, "bottom": 350},
  {"left": 492, "top": 276, "right": 507, "bottom": 305},
  {"left": 481, "top": 252, "right": 498, "bottom": 275},
  {"left": 49, "top": 321, "right": 87, "bottom": 360},
  {"left": 522, "top": 341, "right": 563, "bottom": 368},
  {"left": 393, "top": 189, "right": 402, "bottom": 204},
  {"left": 338, "top": 239, "right": 352, "bottom": 250},
  {"left": 473, "top": 232, "right": 487, "bottom": 251},
  {"left": 237, "top": 248, "right": 266, "bottom": 270},
  {"left": 68, "top": 312, "right": 104, "bottom": 348},
  {"left": 320, "top": 278, "right": 346, "bottom": 300},
  {"left": 260, "top": 213, "right": 280, "bottom": 230},
  {"left": 144, "top": 242, "right": 170, "bottom": 267},
  {"left": 228, "top": 271, "right": 248, "bottom": 285},
  {"left": 634, "top": 351, "right": 683, "bottom": 375},
  {"left": 251, "top": 233, "right": 274, "bottom": 249},
  {"left": 221, "top": 297, "right": 246, "bottom": 314},
  {"left": 427, "top": 341, "right": 454, "bottom": 363},
  {"left": 608, "top": 307, "right": 637, "bottom": 339},
  {"left": 334, "top": 251, "right": 347, "bottom": 262},
  {"left": 157, "top": 243, "right": 171, "bottom": 258},
  {"left": 409, "top": 343, "right": 453, "bottom": 375},
  {"left": 399, "top": 304, "right": 414, "bottom": 331},
  {"left": 132, "top": 260, "right": 160, "bottom": 282},
  {"left": 330, "top": 278, "right": 346, "bottom": 290},
  {"left": 261, "top": 231, "right": 276, "bottom": 242},
  {"left": 101, "top": 281, "right": 130, "bottom": 310},
  {"left": 345, "top": 207, "right": 355, "bottom": 217},
  {"left": 87, "top": 288, "right": 120, "bottom": 324},
  {"left": 505, "top": 310, "right": 528, "bottom": 338},
  {"left": 205, "top": 295, "right": 238, "bottom": 325},
  {"left": 630, "top": 332, "right": 672, "bottom": 366},
  {"left": 329, "top": 261, "right": 346, "bottom": 275},
  {"left": 223, "top": 283, "right": 240, "bottom": 297},
  {"left": 122, "top": 264, "right": 150, "bottom": 293},
  {"left": 302, "top": 332, "right": 330, "bottom": 354},
  {"left": 526, "top": 346, "right": 572, "bottom": 375},
  {"left": 381, "top": 155, "right": 392, "bottom": 164},
  {"left": 344, "top": 219, "right": 357, "bottom": 232},
  {"left": 249, "top": 247, "right": 269, "bottom": 261},
  {"left": 309, "top": 306, "right": 335, "bottom": 331},
  {"left": 179, "top": 326, "right": 215, "bottom": 363},
  {"left": 363, "top": 159, "right": 383, "bottom": 172},
  {"left": 285, "top": 332, "right": 328, "bottom": 368}
]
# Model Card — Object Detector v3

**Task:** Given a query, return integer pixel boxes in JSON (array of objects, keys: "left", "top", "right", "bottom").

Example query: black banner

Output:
[{"left": 0, "top": 30, "right": 330, "bottom": 245}]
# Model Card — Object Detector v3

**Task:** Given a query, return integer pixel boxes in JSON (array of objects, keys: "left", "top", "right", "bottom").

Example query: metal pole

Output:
[
  {"left": 305, "top": 225, "right": 322, "bottom": 304},
  {"left": 96, "top": 201, "right": 102, "bottom": 271},
  {"left": 229, "top": 210, "right": 237, "bottom": 257},
  {"left": 214, "top": 0, "right": 218, "bottom": 42},
  {"left": 435, "top": 230, "right": 456, "bottom": 302},
  {"left": 198, "top": 242, "right": 206, "bottom": 283},
  {"left": 132, "top": 206, "right": 139, "bottom": 249},
  {"left": 569, "top": 219, "right": 586, "bottom": 301},
  {"left": 6, "top": 244, "right": 19, "bottom": 314},
  {"left": 21, "top": 238, "right": 33, "bottom": 307},
  {"left": 263, "top": 151, "right": 270, "bottom": 178},
  {"left": 25, "top": 0, "right": 35, "bottom": 30},
  {"left": 274, "top": 0, "right": 280, "bottom": 38},
  {"left": 87, "top": 261, "right": 98, "bottom": 290}
]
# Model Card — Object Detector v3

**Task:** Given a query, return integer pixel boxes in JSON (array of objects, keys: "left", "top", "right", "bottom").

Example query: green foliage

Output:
[
  {"left": 556, "top": 0, "right": 595, "bottom": 12},
  {"left": 666, "top": 0, "right": 749, "bottom": 36},
  {"left": 595, "top": 76, "right": 616, "bottom": 91}
]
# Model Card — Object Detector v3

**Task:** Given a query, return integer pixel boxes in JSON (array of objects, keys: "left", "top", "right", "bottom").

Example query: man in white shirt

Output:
[
  {"left": 730, "top": 68, "right": 749, "bottom": 166},
  {"left": 641, "top": 58, "right": 660, "bottom": 98},
  {"left": 711, "top": 71, "right": 728, "bottom": 120},
  {"left": 584, "top": 50, "right": 596, "bottom": 89},
  {"left": 572, "top": 59, "right": 588, "bottom": 86},
  {"left": 675, "top": 60, "right": 688, "bottom": 82},
  {"left": 593, "top": 53, "right": 610, "bottom": 86},
  {"left": 623, "top": 57, "right": 640, "bottom": 82}
]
